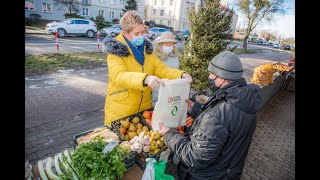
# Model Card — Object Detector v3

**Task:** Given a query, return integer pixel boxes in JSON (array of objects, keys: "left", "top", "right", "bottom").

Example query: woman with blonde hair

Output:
[{"left": 103, "top": 10, "right": 192, "bottom": 125}]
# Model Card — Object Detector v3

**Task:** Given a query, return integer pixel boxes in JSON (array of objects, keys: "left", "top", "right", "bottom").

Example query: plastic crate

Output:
[
  {"left": 112, "top": 112, "right": 168, "bottom": 160},
  {"left": 72, "top": 126, "right": 136, "bottom": 171},
  {"left": 111, "top": 113, "right": 152, "bottom": 141}
]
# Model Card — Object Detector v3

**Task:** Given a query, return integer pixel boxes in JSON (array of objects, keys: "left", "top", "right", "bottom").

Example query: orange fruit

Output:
[{"left": 142, "top": 111, "right": 152, "bottom": 119}]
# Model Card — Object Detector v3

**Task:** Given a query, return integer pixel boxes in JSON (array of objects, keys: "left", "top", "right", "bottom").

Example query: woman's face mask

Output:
[
  {"left": 131, "top": 36, "right": 144, "bottom": 46},
  {"left": 162, "top": 46, "right": 174, "bottom": 54},
  {"left": 128, "top": 25, "right": 145, "bottom": 46}
]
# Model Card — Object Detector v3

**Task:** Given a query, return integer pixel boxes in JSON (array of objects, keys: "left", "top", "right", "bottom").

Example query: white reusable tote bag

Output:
[{"left": 152, "top": 78, "right": 190, "bottom": 131}]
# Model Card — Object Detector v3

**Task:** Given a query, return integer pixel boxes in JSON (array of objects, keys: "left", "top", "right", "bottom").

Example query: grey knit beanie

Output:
[{"left": 208, "top": 51, "right": 243, "bottom": 80}]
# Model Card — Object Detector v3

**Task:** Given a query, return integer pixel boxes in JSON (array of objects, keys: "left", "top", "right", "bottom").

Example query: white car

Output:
[
  {"left": 46, "top": 18, "right": 97, "bottom": 38},
  {"left": 100, "top": 24, "right": 122, "bottom": 37},
  {"left": 273, "top": 43, "right": 280, "bottom": 48}
]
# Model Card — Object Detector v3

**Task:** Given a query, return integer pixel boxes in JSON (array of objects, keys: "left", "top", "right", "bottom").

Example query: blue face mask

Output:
[
  {"left": 131, "top": 36, "right": 144, "bottom": 46},
  {"left": 208, "top": 76, "right": 220, "bottom": 93}
]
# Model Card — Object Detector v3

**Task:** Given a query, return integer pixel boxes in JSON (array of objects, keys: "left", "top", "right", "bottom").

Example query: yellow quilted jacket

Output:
[{"left": 103, "top": 33, "right": 185, "bottom": 125}]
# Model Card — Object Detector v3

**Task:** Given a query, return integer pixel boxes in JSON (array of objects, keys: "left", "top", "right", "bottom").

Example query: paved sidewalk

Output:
[{"left": 241, "top": 89, "right": 295, "bottom": 180}]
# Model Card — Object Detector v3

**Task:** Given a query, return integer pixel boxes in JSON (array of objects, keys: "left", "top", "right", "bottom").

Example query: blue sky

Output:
[{"left": 223, "top": 0, "right": 295, "bottom": 38}]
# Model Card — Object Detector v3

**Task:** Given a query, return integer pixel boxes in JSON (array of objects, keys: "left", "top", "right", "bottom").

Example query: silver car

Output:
[
  {"left": 149, "top": 27, "right": 169, "bottom": 40},
  {"left": 100, "top": 24, "right": 122, "bottom": 37}
]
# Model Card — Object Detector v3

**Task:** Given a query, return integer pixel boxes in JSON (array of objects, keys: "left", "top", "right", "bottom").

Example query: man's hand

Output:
[
  {"left": 182, "top": 73, "right": 192, "bottom": 83},
  {"left": 186, "top": 99, "right": 194, "bottom": 113},
  {"left": 144, "top": 75, "right": 162, "bottom": 89},
  {"left": 158, "top": 122, "right": 170, "bottom": 136}
]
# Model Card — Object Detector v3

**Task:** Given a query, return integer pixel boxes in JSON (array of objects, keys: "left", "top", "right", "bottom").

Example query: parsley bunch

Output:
[{"left": 70, "top": 138, "right": 128, "bottom": 179}]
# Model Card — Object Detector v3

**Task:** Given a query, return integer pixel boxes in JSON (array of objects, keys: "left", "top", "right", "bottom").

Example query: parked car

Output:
[
  {"left": 273, "top": 43, "right": 280, "bottom": 48},
  {"left": 258, "top": 40, "right": 266, "bottom": 45},
  {"left": 176, "top": 29, "right": 190, "bottom": 41},
  {"left": 46, "top": 18, "right": 97, "bottom": 38},
  {"left": 284, "top": 44, "right": 291, "bottom": 50},
  {"left": 100, "top": 24, "right": 122, "bottom": 37},
  {"left": 149, "top": 27, "right": 169, "bottom": 40}
]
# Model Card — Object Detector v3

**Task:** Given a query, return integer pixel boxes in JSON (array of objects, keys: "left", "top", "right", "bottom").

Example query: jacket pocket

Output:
[{"left": 110, "top": 89, "right": 129, "bottom": 102}]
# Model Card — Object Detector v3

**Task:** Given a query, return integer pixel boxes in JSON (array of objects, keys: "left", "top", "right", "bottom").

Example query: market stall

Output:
[{"left": 25, "top": 62, "right": 294, "bottom": 180}]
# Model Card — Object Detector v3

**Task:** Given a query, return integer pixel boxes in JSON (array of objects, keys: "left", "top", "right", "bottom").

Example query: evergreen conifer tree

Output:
[
  {"left": 179, "top": 0, "right": 234, "bottom": 92},
  {"left": 122, "top": 0, "right": 138, "bottom": 13}
]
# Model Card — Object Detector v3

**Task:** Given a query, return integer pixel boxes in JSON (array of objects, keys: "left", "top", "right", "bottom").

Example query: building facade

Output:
[
  {"left": 144, "top": 0, "right": 196, "bottom": 31},
  {"left": 144, "top": 0, "right": 238, "bottom": 33},
  {"left": 25, "top": 0, "right": 145, "bottom": 22},
  {"left": 25, "top": 0, "right": 65, "bottom": 21},
  {"left": 78, "top": 0, "right": 145, "bottom": 22}
]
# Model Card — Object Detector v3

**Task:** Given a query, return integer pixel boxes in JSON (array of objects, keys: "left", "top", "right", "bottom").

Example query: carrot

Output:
[
  {"left": 179, "top": 130, "right": 186, "bottom": 135},
  {"left": 177, "top": 126, "right": 184, "bottom": 131}
]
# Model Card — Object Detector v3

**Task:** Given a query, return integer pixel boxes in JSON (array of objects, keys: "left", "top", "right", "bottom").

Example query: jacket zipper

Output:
[{"left": 137, "top": 65, "right": 144, "bottom": 112}]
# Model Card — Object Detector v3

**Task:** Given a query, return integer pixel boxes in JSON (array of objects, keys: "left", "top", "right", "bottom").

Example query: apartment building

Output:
[
  {"left": 144, "top": 0, "right": 238, "bottom": 33},
  {"left": 25, "top": 0, "right": 145, "bottom": 22},
  {"left": 78, "top": 0, "right": 145, "bottom": 22},
  {"left": 25, "top": 0, "right": 65, "bottom": 21},
  {"left": 144, "top": 0, "right": 195, "bottom": 31}
]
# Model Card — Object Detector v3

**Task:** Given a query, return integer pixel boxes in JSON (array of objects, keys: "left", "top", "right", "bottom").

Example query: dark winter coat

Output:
[{"left": 164, "top": 78, "right": 262, "bottom": 180}]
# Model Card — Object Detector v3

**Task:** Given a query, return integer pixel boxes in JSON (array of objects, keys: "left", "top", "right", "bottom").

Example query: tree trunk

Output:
[{"left": 243, "top": 35, "right": 249, "bottom": 52}]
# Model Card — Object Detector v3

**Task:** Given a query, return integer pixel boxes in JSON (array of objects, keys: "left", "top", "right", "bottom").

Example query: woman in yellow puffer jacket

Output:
[{"left": 103, "top": 11, "right": 192, "bottom": 125}]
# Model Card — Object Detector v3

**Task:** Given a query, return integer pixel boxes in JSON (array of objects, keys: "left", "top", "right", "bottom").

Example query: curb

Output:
[{"left": 25, "top": 32, "right": 52, "bottom": 35}]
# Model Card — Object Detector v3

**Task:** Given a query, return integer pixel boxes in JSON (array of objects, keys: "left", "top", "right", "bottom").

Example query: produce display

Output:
[
  {"left": 69, "top": 138, "right": 128, "bottom": 180},
  {"left": 76, "top": 127, "right": 119, "bottom": 145},
  {"left": 251, "top": 64, "right": 274, "bottom": 86},
  {"left": 272, "top": 62, "right": 294, "bottom": 72},
  {"left": 113, "top": 112, "right": 167, "bottom": 155}
]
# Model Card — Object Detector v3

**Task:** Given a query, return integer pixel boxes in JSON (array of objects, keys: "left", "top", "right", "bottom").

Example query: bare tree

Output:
[
  {"left": 54, "top": 0, "right": 79, "bottom": 14},
  {"left": 235, "top": 0, "right": 285, "bottom": 51},
  {"left": 261, "top": 31, "right": 275, "bottom": 42}
]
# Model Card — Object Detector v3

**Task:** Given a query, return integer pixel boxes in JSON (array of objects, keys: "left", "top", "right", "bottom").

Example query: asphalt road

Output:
[{"left": 25, "top": 34, "right": 105, "bottom": 54}]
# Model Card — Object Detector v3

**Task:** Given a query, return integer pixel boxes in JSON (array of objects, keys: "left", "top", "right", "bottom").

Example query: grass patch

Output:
[
  {"left": 232, "top": 48, "right": 260, "bottom": 54},
  {"left": 25, "top": 52, "right": 106, "bottom": 76}
]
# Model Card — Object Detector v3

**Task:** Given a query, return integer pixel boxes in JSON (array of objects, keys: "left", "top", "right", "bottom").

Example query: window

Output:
[
  {"left": 25, "top": 0, "right": 34, "bottom": 11},
  {"left": 42, "top": 3, "right": 52, "bottom": 13},
  {"left": 170, "top": 0, "right": 173, "bottom": 5},
  {"left": 153, "top": 9, "right": 156, "bottom": 15},
  {"left": 99, "top": 0, "right": 104, "bottom": 3},
  {"left": 154, "top": 0, "right": 157, "bottom": 5},
  {"left": 82, "top": 8, "right": 89, "bottom": 16},
  {"left": 99, "top": 10, "right": 104, "bottom": 16},
  {"left": 110, "top": 11, "right": 115, "bottom": 19},
  {"left": 186, "top": 2, "right": 190, "bottom": 9},
  {"left": 160, "top": 20, "right": 163, "bottom": 25},
  {"left": 121, "top": 0, "right": 126, "bottom": 6},
  {"left": 77, "top": 20, "right": 89, "bottom": 24},
  {"left": 82, "top": 0, "right": 89, "bottom": 4},
  {"left": 168, "top": 21, "right": 171, "bottom": 27},
  {"left": 160, "top": 10, "right": 164, "bottom": 16},
  {"left": 110, "top": 0, "right": 115, "bottom": 4},
  {"left": 162, "top": 0, "right": 164, "bottom": 6},
  {"left": 169, "top": 10, "right": 172, "bottom": 16}
]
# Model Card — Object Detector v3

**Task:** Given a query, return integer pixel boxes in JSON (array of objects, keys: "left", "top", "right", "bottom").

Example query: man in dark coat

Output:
[{"left": 158, "top": 51, "right": 262, "bottom": 180}]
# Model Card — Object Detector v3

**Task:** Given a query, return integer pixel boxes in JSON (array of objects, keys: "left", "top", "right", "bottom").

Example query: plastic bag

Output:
[
  {"left": 152, "top": 78, "right": 190, "bottom": 130},
  {"left": 142, "top": 158, "right": 157, "bottom": 180}
]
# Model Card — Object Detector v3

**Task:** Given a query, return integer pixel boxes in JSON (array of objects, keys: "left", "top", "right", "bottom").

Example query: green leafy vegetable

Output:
[{"left": 70, "top": 137, "right": 128, "bottom": 179}]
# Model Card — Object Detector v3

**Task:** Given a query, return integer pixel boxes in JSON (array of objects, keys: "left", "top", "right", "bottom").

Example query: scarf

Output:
[
  {"left": 123, "top": 35, "right": 145, "bottom": 65},
  {"left": 201, "top": 78, "right": 247, "bottom": 110}
]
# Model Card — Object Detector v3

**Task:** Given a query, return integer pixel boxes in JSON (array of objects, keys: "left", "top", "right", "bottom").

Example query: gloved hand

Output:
[
  {"left": 144, "top": 75, "right": 163, "bottom": 89},
  {"left": 182, "top": 73, "right": 192, "bottom": 83},
  {"left": 185, "top": 99, "right": 194, "bottom": 113}
]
